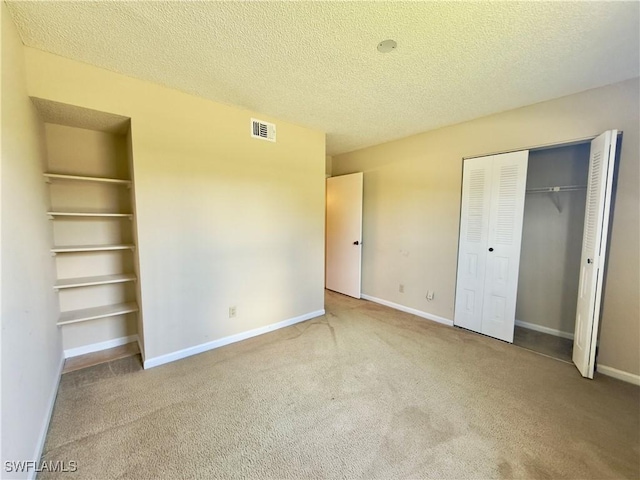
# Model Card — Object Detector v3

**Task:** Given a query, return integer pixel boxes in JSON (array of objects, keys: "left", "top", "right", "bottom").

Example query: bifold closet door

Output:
[
  {"left": 454, "top": 151, "right": 529, "bottom": 342},
  {"left": 573, "top": 130, "right": 618, "bottom": 379}
]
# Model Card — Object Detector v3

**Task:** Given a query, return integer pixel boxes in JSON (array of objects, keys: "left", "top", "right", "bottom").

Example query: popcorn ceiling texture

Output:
[
  {"left": 7, "top": 1, "right": 640, "bottom": 155},
  {"left": 31, "top": 98, "right": 130, "bottom": 134}
]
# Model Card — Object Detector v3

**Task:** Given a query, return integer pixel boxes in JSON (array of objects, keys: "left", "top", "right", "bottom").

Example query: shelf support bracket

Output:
[{"left": 550, "top": 188, "right": 562, "bottom": 213}]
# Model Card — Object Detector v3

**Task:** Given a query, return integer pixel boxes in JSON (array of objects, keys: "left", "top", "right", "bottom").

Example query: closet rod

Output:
[{"left": 526, "top": 184, "right": 586, "bottom": 194}]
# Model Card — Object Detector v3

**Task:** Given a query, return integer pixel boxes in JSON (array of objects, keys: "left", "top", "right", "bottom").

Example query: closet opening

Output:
[
  {"left": 514, "top": 142, "right": 591, "bottom": 362},
  {"left": 454, "top": 130, "right": 621, "bottom": 378}
]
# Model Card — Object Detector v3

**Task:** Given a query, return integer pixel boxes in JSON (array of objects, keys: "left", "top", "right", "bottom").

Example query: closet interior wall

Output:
[{"left": 516, "top": 143, "right": 590, "bottom": 337}]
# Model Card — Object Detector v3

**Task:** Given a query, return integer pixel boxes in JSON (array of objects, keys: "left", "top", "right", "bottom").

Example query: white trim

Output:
[
  {"left": 28, "top": 353, "right": 64, "bottom": 480},
  {"left": 137, "top": 337, "right": 145, "bottom": 363},
  {"left": 143, "top": 310, "right": 325, "bottom": 369},
  {"left": 463, "top": 135, "right": 596, "bottom": 160},
  {"left": 361, "top": 294, "right": 454, "bottom": 326},
  {"left": 63, "top": 334, "right": 138, "bottom": 358},
  {"left": 515, "top": 319, "right": 574, "bottom": 340},
  {"left": 597, "top": 365, "right": 640, "bottom": 386}
]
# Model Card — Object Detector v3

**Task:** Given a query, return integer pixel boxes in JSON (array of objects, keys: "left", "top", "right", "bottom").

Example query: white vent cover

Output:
[{"left": 251, "top": 118, "right": 276, "bottom": 142}]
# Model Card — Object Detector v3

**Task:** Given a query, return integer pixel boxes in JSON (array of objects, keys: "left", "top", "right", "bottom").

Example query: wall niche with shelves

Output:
[{"left": 37, "top": 100, "right": 144, "bottom": 358}]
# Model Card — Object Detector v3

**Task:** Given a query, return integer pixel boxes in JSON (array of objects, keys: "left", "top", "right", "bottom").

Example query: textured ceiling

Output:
[
  {"left": 31, "top": 97, "right": 130, "bottom": 134},
  {"left": 7, "top": 1, "right": 640, "bottom": 155}
]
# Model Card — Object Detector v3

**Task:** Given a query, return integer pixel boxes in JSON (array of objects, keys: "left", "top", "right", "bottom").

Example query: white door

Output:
[
  {"left": 573, "top": 130, "right": 618, "bottom": 378},
  {"left": 453, "top": 157, "right": 492, "bottom": 334},
  {"left": 454, "top": 151, "right": 529, "bottom": 342},
  {"left": 326, "top": 172, "right": 363, "bottom": 298}
]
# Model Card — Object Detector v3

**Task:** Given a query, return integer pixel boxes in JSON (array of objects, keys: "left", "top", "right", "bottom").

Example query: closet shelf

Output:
[
  {"left": 44, "top": 173, "right": 132, "bottom": 186},
  {"left": 526, "top": 185, "right": 586, "bottom": 193},
  {"left": 47, "top": 211, "right": 133, "bottom": 219},
  {"left": 57, "top": 302, "right": 139, "bottom": 326},
  {"left": 54, "top": 273, "right": 137, "bottom": 290},
  {"left": 51, "top": 244, "right": 135, "bottom": 254},
  {"left": 526, "top": 185, "right": 586, "bottom": 213}
]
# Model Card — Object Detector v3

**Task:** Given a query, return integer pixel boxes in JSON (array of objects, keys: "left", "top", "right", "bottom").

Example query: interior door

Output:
[
  {"left": 481, "top": 152, "right": 529, "bottom": 342},
  {"left": 326, "top": 172, "right": 363, "bottom": 298},
  {"left": 453, "top": 157, "right": 492, "bottom": 334},
  {"left": 573, "top": 130, "right": 618, "bottom": 378},
  {"left": 454, "top": 151, "right": 528, "bottom": 342}
]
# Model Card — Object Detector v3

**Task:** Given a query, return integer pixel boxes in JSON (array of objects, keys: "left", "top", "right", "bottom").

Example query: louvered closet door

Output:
[
  {"left": 454, "top": 151, "right": 528, "bottom": 343},
  {"left": 573, "top": 131, "right": 617, "bottom": 378},
  {"left": 454, "top": 158, "right": 492, "bottom": 333},
  {"left": 481, "top": 152, "right": 529, "bottom": 342}
]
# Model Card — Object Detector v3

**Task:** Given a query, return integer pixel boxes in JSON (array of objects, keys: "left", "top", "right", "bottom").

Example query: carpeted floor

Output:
[
  {"left": 40, "top": 290, "right": 639, "bottom": 479},
  {"left": 513, "top": 325, "right": 574, "bottom": 363}
]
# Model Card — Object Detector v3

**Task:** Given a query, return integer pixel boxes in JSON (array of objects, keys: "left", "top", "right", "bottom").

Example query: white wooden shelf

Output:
[
  {"left": 44, "top": 172, "right": 131, "bottom": 186},
  {"left": 54, "top": 273, "right": 137, "bottom": 290},
  {"left": 57, "top": 302, "right": 139, "bottom": 326},
  {"left": 47, "top": 211, "right": 133, "bottom": 219},
  {"left": 51, "top": 244, "right": 135, "bottom": 254}
]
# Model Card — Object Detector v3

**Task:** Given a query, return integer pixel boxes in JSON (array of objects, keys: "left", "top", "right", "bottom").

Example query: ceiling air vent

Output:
[{"left": 251, "top": 118, "right": 276, "bottom": 142}]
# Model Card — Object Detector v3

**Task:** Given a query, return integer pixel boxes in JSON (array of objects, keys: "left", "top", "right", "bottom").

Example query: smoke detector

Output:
[{"left": 377, "top": 39, "right": 397, "bottom": 53}]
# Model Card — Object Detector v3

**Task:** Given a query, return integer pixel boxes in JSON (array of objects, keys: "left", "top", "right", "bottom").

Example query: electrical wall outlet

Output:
[
  {"left": 229, "top": 306, "right": 237, "bottom": 318},
  {"left": 426, "top": 291, "right": 434, "bottom": 301},
  {"left": 399, "top": 284, "right": 404, "bottom": 293}
]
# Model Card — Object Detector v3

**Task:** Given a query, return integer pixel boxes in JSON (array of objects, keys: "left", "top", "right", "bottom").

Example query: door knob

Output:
[
  {"left": 488, "top": 247, "right": 494, "bottom": 252},
  {"left": 353, "top": 241, "right": 360, "bottom": 245},
  {"left": 587, "top": 258, "right": 592, "bottom": 264}
]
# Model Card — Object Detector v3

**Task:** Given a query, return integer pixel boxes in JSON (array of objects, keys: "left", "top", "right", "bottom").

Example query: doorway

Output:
[
  {"left": 325, "top": 172, "right": 363, "bottom": 298},
  {"left": 454, "top": 131, "right": 619, "bottom": 378},
  {"left": 514, "top": 143, "right": 590, "bottom": 363}
]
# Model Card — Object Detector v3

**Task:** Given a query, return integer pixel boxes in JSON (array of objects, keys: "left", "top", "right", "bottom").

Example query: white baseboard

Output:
[
  {"left": 515, "top": 319, "right": 574, "bottom": 340},
  {"left": 597, "top": 365, "right": 640, "bottom": 386},
  {"left": 63, "top": 334, "right": 139, "bottom": 359},
  {"left": 144, "top": 309, "right": 326, "bottom": 369},
  {"left": 28, "top": 352, "right": 64, "bottom": 480},
  {"left": 361, "top": 294, "right": 453, "bottom": 327}
]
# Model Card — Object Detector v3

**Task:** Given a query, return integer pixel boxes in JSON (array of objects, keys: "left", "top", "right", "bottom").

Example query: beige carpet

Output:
[{"left": 41, "top": 291, "right": 639, "bottom": 479}]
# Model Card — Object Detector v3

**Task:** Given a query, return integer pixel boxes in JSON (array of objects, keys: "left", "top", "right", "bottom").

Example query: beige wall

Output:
[
  {"left": 333, "top": 78, "right": 639, "bottom": 376},
  {"left": 1, "top": 4, "right": 63, "bottom": 474},
  {"left": 24, "top": 47, "right": 326, "bottom": 362},
  {"left": 326, "top": 155, "right": 333, "bottom": 177},
  {"left": 516, "top": 144, "right": 589, "bottom": 335}
]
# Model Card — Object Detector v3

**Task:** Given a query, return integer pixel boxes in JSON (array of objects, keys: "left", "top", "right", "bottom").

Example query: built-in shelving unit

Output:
[
  {"left": 47, "top": 211, "right": 133, "bottom": 218},
  {"left": 54, "top": 273, "right": 137, "bottom": 290},
  {"left": 57, "top": 302, "right": 139, "bottom": 326},
  {"left": 51, "top": 244, "right": 135, "bottom": 254},
  {"left": 44, "top": 172, "right": 132, "bottom": 185},
  {"left": 43, "top": 121, "right": 141, "bottom": 355}
]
